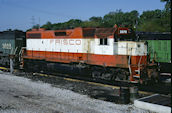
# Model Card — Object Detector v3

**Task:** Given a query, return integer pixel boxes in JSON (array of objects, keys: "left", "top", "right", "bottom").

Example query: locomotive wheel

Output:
[
  {"left": 115, "top": 69, "right": 128, "bottom": 81},
  {"left": 101, "top": 72, "right": 113, "bottom": 80},
  {"left": 91, "top": 70, "right": 102, "bottom": 79},
  {"left": 151, "top": 70, "right": 160, "bottom": 83},
  {"left": 91, "top": 66, "right": 103, "bottom": 79},
  {"left": 116, "top": 74, "right": 127, "bottom": 81},
  {"left": 23, "top": 60, "right": 30, "bottom": 72}
]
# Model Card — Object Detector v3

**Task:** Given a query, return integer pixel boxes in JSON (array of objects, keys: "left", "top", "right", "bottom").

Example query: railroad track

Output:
[
  {"left": 33, "top": 73, "right": 154, "bottom": 95},
  {"left": 31, "top": 72, "right": 171, "bottom": 95},
  {"left": 0, "top": 66, "right": 171, "bottom": 96}
]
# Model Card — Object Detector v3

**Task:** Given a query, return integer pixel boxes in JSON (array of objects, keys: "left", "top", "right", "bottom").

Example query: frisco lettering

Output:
[{"left": 50, "top": 39, "right": 81, "bottom": 45}]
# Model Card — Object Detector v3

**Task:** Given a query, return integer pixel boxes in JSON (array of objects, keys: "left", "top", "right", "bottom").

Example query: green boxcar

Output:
[{"left": 147, "top": 40, "right": 171, "bottom": 63}]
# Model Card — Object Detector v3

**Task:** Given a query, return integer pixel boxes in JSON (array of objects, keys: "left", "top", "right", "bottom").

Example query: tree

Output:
[
  {"left": 161, "top": 0, "right": 171, "bottom": 11},
  {"left": 32, "top": 24, "right": 40, "bottom": 29},
  {"left": 103, "top": 9, "right": 124, "bottom": 27},
  {"left": 102, "top": 10, "right": 139, "bottom": 28},
  {"left": 89, "top": 16, "right": 102, "bottom": 23},
  {"left": 41, "top": 21, "right": 52, "bottom": 30},
  {"left": 65, "top": 19, "right": 82, "bottom": 28},
  {"left": 35, "top": 0, "right": 170, "bottom": 32},
  {"left": 81, "top": 21, "right": 100, "bottom": 27},
  {"left": 137, "top": 0, "right": 171, "bottom": 32}
]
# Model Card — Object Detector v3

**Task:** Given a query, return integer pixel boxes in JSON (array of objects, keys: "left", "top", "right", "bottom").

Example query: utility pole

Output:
[
  {"left": 135, "top": 20, "right": 139, "bottom": 41},
  {"left": 38, "top": 17, "right": 40, "bottom": 29},
  {"left": 31, "top": 16, "right": 35, "bottom": 28}
]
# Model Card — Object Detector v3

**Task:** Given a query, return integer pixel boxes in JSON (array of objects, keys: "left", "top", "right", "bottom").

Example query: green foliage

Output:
[
  {"left": 161, "top": 0, "right": 171, "bottom": 11},
  {"left": 89, "top": 16, "right": 102, "bottom": 23},
  {"left": 103, "top": 10, "right": 139, "bottom": 28},
  {"left": 138, "top": 8, "right": 171, "bottom": 32},
  {"left": 137, "top": 0, "right": 171, "bottom": 32},
  {"left": 32, "top": 24, "right": 40, "bottom": 29},
  {"left": 41, "top": 21, "right": 52, "bottom": 30},
  {"left": 36, "top": 0, "right": 170, "bottom": 32},
  {"left": 81, "top": 21, "right": 100, "bottom": 27}
]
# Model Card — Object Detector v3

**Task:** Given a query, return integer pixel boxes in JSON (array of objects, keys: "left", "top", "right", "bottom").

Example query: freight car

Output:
[
  {"left": 21, "top": 26, "right": 159, "bottom": 83},
  {"left": 0, "top": 30, "right": 26, "bottom": 68},
  {"left": 137, "top": 32, "right": 171, "bottom": 73}
]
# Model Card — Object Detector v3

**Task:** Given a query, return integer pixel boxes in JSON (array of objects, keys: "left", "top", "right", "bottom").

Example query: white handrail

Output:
[
  {"left": 14, "top": 47, "right": 18, "bottom": 55},
  {"left": 128, "top": 55, "right": 132, "bottom": 75},
  {"left": 137, "top": 56, "right": 143, "bottom": 75},
  {"left": 19, "top": 47, "right": 26, "bottom": 62}
]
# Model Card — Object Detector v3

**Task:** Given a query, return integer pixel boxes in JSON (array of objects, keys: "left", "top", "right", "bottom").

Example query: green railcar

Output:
[
  {"left": 147, "top": 40, "right": 171, "bottom": 63},
  {"left": 137, "top": 32, "right": 171, "bottom": 72}
]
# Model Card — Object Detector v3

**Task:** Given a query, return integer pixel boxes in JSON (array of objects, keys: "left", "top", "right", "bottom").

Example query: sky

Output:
[{"left": 0, "top": 0, "right": 166, "bottom": 31}]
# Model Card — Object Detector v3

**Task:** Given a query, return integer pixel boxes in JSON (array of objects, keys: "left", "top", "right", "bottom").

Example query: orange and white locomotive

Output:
[{"left": 22, "top": 26, "right": 158, "bottom": 83}]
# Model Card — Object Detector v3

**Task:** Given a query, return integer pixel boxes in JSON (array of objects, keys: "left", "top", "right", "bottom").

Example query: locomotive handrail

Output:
[
  {"left": 9, "top": 47, "right": 18, "bottom": 55},
  {"left": 128, "top": 55, "right": 132, "bottom": 75},
  {"left": 10, "top": 47, "right": 13, "bottom": 55},
  {"left": 14, "top": 47, "right": 18, "bottom": 55},
  {"left": 18, "top": 47, "right": 26, "bottom": 62},
  {"left": 137, "top": 56, "right": 143, "bottom": 75}
]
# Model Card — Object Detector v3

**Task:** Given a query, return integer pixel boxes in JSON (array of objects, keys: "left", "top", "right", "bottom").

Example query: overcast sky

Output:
[{"left": 0, "top": 0, "right": 165, "bottom": 31}]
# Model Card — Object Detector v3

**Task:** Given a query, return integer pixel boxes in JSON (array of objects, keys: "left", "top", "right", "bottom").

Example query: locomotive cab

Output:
[
  {"left": 112, "top": 26, "right": 159, "bottom": 83},
  {"left": 114, "top": 27, "right": 136, "bottom": 42}
]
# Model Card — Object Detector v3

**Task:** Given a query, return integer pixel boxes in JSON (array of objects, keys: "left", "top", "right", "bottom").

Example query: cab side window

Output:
[{"left": 100, "top": 38, "right": 108, "bottom": 45}]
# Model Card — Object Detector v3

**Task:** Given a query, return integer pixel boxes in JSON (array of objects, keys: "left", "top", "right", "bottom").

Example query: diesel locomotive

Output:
[
  {"left": 21, "top": 26, "right": 159, "bottom": 83},
  {"left": 0, "top": 30, "right": 25, "bottom": 68}
]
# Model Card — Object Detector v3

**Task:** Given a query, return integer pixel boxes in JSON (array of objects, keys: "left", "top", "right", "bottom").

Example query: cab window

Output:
[{"left": 100, "top": 38, "right": 108, "bottom": 45}]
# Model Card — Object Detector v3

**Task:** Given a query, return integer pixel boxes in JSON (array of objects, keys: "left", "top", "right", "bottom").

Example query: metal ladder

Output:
[
  {"left": 18, "top": 47, "right": 26, "bottom": 69},
  {"left": 128, "top": 56, "right": 143, "bottom": 82}
]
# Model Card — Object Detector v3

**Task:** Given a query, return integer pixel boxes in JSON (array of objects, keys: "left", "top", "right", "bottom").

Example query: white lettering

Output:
[
  {"left": 2, "top": 43, "right": 12, "bottom": 49},
  {"left": 119, "top": 30, "right": 127, "bottom": 34},
  {"left": 75, "top": 40, "right": 81, "bottom": 45},
  {"left": 55, "top": 39, "right": 81, "bottom": 45}
]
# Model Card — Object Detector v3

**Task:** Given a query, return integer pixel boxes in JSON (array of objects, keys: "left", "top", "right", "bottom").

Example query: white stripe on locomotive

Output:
[{"left": 26, "top": 38, "right": 147, "bottom": 56}]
